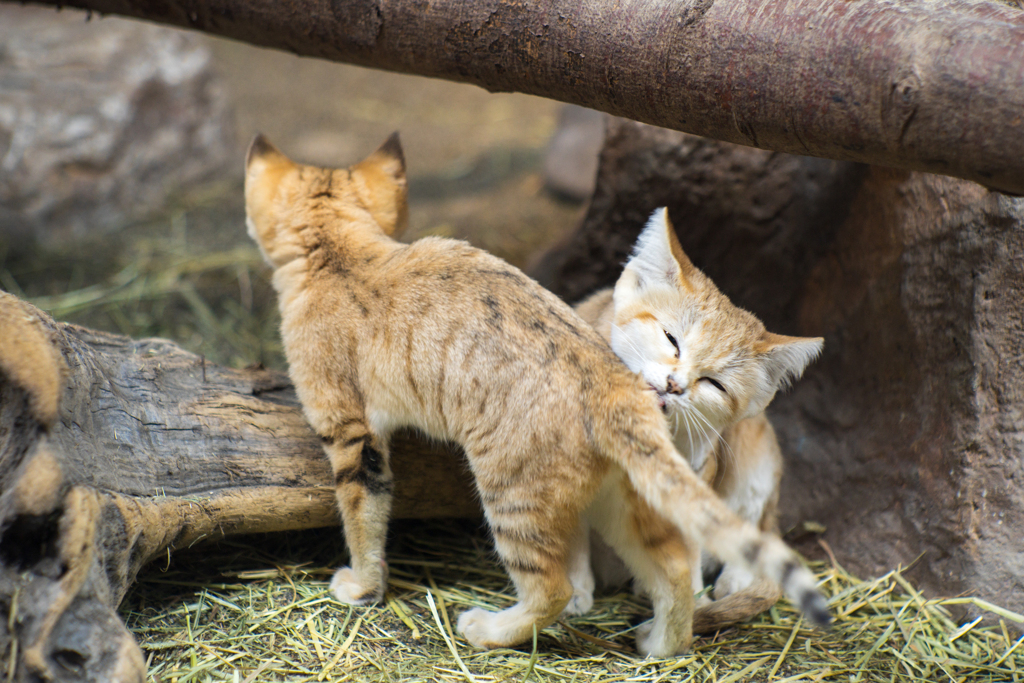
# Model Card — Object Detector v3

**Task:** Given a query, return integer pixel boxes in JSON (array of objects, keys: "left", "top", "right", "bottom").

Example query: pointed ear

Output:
[
  {"left": 245, "top": 134, "right": 297, "bottom": 216},
  {"left": 758, "top": 333, "right": 824, "bottom": 390},
  {"left": 352, "top": 132, "right": 408, "bottom": 236},
  {"left": 244, "top": 133, "right": 299, "bottom": 263},
  {"left": 245, "top": 133, "right": 296, "bottom": 190},
  {"left": 624, "top": 207, "right": 700, "bottom": 292},
  {"left": 246, "top": 133, "right": 284, "bottom": 169}
]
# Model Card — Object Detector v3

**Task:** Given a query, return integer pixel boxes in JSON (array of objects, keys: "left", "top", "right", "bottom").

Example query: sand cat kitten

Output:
[
  {"left": 244, "top": 135, "right": 830, "bottom": 656},
  {"left": 572, "top": 208, "right": 823, "bottom": 634}
]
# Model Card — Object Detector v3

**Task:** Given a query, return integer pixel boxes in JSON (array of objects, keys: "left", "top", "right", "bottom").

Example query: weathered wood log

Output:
[
  {"left": 535, "top": 116, "right": 1024, "bottom": 622},
  {"left": 10, "top": 0, "right": 1024, "bottom": 195},
  {"left": 0, "top": 292, "right": 477, "bottom": 682}
]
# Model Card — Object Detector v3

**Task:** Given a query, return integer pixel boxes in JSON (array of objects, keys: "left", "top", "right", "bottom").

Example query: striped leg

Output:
[
  {"left": 321, "top": 422, "right": 394, "bottom": 605},
  {"left": 457, "top": 497, "right": 575, "bottom": 649},
  {"left": 588, "top": 475, "right": 695, "bottom": 657}
]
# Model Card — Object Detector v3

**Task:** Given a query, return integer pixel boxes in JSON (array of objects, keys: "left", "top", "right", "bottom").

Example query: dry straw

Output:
[{"left": 122, "top": 522, "right": 1024, "bottom": 683}]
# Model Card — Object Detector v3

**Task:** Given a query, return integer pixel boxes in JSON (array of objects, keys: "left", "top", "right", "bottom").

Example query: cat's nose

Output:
[{"left": 665, "top": 377, "right": 686, "bottom": 395}]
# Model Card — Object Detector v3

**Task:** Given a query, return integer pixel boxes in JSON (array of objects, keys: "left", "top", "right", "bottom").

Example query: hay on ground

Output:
[{"left": 122, "top": 521, "right": 1024, "bottom": 683}]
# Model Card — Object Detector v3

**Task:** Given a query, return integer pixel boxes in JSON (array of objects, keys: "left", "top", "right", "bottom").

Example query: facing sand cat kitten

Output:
[
  {"left": 244, "top": 135, "right": 830, "bottom": 656},
  {"left": 572, "top": 208, "right": 823, "bottom": 635}
]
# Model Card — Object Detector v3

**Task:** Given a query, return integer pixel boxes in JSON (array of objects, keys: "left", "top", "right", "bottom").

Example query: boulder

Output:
[{"left": 0, "top": 5, "right": 234, "bottom": 247}]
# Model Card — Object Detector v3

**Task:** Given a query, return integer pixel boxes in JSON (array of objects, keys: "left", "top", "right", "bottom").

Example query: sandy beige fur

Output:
[
  {"left": 0, "top": 292, "right": 65, "bottom": 427},
  {"left": 244, "top": 137, "right": 829, "bottom": 656},
  {"left": 573, "top": 208, "right": 823, "bottom": 638}
]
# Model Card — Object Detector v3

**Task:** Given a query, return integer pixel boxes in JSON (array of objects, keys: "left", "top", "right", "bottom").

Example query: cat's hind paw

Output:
[
  {"left": 330, "top": 566, "right": 383, "bottom": 605},
  {"left": 457, "top": 607, "right": 505, "bottom": 649}
]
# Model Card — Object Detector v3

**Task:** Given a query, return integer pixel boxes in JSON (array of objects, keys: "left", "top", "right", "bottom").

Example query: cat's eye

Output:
[
  {"left": 664, "top": 330, "right": 680, "bottom": 356},
  {"left": 701, "top": 377, "right": 727, "bottom": 394}
]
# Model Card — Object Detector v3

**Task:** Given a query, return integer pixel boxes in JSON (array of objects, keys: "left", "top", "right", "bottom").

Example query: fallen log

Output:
[
  {"left": 9, "top": 0, "right": 1024, "bottom": 195},
  {"left": 0, "top": 292, "right": 476, "bottom": 682}
]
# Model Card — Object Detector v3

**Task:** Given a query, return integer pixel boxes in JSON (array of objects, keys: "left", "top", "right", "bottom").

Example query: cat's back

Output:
[
  {"left": 328, "top": 236, "right": 650, "bottom": 440},
  {"left": 376, "top": 237, "right": 614, "bottom": 353}
]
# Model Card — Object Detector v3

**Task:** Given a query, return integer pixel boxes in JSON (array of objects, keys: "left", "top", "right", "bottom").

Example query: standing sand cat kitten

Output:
[
  {"left": 572, "top": 208, "right": 823, "bottom": 636},
  {"left": 244, "top": 135, "right": 830, "bottom": 656}
]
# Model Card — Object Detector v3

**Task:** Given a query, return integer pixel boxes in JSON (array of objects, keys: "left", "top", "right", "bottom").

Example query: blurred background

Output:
[{"left": 0, "top": 4, "right": 604, "bottom": 369}]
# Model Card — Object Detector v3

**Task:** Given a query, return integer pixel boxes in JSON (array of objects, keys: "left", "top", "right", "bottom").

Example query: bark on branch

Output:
[
  {"left": 11, "top": 0, "right": 1024, "bottom": 194},
  {"left": 0, "top": 292, "right": 476, "bottom": 682}
]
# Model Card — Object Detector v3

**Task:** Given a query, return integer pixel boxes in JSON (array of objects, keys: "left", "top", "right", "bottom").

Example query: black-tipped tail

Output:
[{"left": 801, "top": 591, "right": 833, "bottom": 629}]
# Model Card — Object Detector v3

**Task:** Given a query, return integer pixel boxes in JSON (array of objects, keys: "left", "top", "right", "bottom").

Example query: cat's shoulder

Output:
[{"left": 573, "top": 288, "right": 615, "bottom": 341}]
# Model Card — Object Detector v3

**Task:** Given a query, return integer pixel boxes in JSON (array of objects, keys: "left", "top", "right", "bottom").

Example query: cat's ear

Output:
[
  {"left": 245, "top": 133, "right": 297, "bottom": 209},
  {"left": 352, "top": 132, "right": 409, "bottom": 237},
  {"left": 757, "top": 333, "right": 824, "bottom": 391},
  {"left": 623, "top": 208, "right": 700, "bottom": 294},
  {"left": 245, "top": 134, "right": 300, "bottom": 265}
]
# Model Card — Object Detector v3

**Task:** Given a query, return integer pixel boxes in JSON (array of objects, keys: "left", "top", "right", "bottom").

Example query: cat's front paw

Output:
[
  {"left": 330, "top": 566, "right": 383, "bottom": 605},
  {"left": 635, "top": 619, "right": 690, "bottom": 658},
  {"left": 634, "top": 620, "right": 665, "bottom": 658},
  {"left": 457, "top": 607, "right": 504, "bottom": 649},
  {"left": 561, "top": 589, "right": 594, "bottom": 617}
]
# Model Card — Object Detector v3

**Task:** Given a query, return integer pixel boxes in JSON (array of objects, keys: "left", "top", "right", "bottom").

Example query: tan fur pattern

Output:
[
  {"left": 12, "top": 447, "right": 64, "bottom": 516},
  {"left": 0, "top": 292, "right": 66, "bottom": 427},
  {"left": 244, "top": 138, "right": 830, "bottom": 656},
  {"left": 573, "top": 208, "right": 823, "bottom": 639}
]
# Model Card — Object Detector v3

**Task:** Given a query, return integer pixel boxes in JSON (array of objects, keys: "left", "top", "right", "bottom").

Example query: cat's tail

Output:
[
  {"left": 692, "top": 579, "right": 784, "bottom": 634},
  {"left": 594, "top": 407, "right": 831, "bottom": 628}
]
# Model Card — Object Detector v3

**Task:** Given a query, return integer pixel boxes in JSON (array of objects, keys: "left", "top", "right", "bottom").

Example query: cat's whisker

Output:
[
  {"left": 690, "top": 411, "right": 714, "bottom": 455},
  {"left": 690, "top": 409, "right": 737, "bottom": 468},
  {"left": 609, "top": 324, "right": 636, "bottom": 353},
  {"left": 680, "top": 407, "right": 698, "bottom": 462},
  {"left": 678, "top": 405, "right": 709, "bottom": 448},
  {"left": 613, "top": 330, "right": 648, "bottom": 369},
  {"left": 691, "top": 409, "right": 724, "bottom": 446}
]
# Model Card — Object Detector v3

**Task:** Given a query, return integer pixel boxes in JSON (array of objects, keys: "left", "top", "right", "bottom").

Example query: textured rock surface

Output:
[
  {"left": 535, "top": 118, "right": 866, "bottom": 328},
  {"left": 0, "top": 5, "right": 234, "bottom": 246},
  {"left": 535, "top": 118, "right": 1024, "bottom": 617},
  {"left": 781, "top": 167, "right": 1024, "bottom": 615}
]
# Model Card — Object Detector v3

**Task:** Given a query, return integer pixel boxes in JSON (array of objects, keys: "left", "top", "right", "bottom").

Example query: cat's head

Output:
[
  {"left": 244, "top": 133, "right": 408, "bottom": 268},
  {"left": 611, "top": 208, "right": 823, "bottom": 434}
]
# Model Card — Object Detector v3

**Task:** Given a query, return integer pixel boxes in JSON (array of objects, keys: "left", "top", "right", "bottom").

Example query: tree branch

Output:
[{"left": 12, "top": 0, "right": 1024, "bottom": 194}]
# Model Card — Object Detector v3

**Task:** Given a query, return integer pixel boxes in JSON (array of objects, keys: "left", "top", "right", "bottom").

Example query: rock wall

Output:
[
  {"left": 0, "top": 6, "right": 234, "bottom": 247},
  {"left": 535, "top": 118, "right": 1024, "bottom": 617}
]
